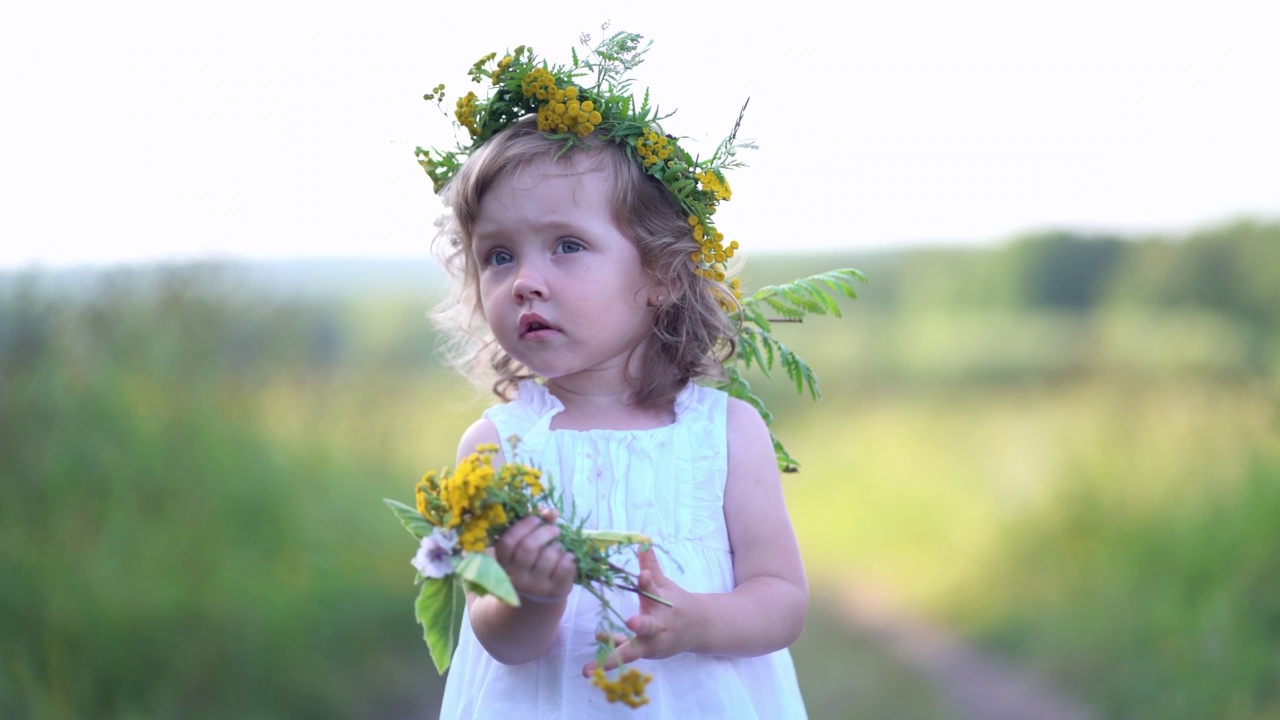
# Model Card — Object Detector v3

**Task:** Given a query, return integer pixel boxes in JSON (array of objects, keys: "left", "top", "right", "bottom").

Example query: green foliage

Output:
[
  {"left": 785, "top": 378, "right": 1280, "bottom": 720},
  {"left": 1005, "top": 230, "right": 1128, "bottom": 310},
  {"left": 964, "top": 420, "right": 1280, "bottom": 719},
  {"left": 0, "top": 269, "right": 450, "bottom": 720},
  {"left": 455, "top": 553, "right": 519, "bottom": 606},
  {"left": 385, "top": 498, "right": 433, "bottom": 539},
  {"left": 416, "top": 577, "right": 465, "bottom": 674},
  {"left": 721, "top": 268, "right": 864, "bottom": 471},
  {"left": 1111, "top": 219, "right": 1280, "bottom": 334}
]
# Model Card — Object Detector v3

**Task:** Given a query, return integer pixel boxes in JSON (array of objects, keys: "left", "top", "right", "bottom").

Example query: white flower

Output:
[{"left": 411, "top": 528, "right": 458, "bottom": 579}]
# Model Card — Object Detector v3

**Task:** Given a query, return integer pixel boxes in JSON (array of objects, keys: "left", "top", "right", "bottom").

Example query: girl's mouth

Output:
[{"left": 519, "top": 313, "right": 557, "bottom": 338}]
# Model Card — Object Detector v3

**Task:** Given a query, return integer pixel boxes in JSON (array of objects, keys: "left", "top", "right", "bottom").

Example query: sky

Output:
[{"left": 2, "top": 0, "right": 1277, "bottom": 269}]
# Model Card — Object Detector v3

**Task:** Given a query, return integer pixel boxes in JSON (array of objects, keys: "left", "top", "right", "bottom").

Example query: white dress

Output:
[{"left": 438, "top": 380, "right": 808, "bottom": 719}]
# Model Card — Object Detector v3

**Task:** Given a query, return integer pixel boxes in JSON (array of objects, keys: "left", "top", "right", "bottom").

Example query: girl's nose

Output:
[{"left": 511, "top": 265, "right": 548, "bottom": 303}]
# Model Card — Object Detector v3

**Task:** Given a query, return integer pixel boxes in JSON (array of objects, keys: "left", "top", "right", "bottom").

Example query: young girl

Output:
[{"left": 424, "top": 34, "right": 809, "bottom": 718}]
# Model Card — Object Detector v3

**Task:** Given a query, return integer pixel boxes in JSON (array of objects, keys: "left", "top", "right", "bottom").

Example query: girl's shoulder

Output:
[
  {"left": 455, "top": 416, "right": 502, "bottom": 464},
  {"left": 674, "top": 381, "right": 729, "bottom": 420}
]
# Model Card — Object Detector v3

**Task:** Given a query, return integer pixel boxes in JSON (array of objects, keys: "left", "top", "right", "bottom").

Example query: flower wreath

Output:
[{"left": 415, "top": 29, "right": 749, "bottom": 293}]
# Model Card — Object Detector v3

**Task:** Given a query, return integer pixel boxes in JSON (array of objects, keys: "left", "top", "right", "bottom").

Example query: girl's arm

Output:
[
  {"left": 584, "top": 397, "right": 809, "bottom": 671},
  {"left": 455, "top": 418, "right": 577, "bottom": 665}
]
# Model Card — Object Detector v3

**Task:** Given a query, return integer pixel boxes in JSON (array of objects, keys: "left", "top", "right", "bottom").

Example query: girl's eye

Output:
[
  {"left": 487, "top": 249, "right": 514, "bottom": 267},
  {"left": 557, "top": 239, "right": 584, "bottom": 254}
]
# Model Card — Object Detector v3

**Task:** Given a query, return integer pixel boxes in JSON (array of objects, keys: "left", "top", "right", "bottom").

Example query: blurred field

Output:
[{"left": 3, "top": 220, "right": 1278, "bottom": 718}]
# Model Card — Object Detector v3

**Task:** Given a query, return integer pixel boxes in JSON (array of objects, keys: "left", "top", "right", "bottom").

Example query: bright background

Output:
[
  {"left": 4, "top": 3, "right": 1280, "bottom": 719},
  {"left": 3, "top": 0, "right": 1278, "bottom": 268}
]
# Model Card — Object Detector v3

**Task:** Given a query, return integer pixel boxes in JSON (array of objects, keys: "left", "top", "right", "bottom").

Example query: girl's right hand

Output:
[{"left": 494, "top": 510, "right": 576, "bottom": 605}]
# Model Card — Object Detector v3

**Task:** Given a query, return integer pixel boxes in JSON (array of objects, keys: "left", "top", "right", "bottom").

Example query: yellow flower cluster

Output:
[
  {"left": 696, "top": 170, "right": 732, "bottom": 202},
  {"left": 500, "top": 463, "right": 545, "bottom": 497},
  {"left": 635, "top": 128, "right": 672, "bottom": 168},
  {"left": 520, "top": 69, "right": 601, "bottom": 137},
  {"left": 535, "top": 85, "right": 601, "bottom": 137},
  {"left": 415, "top": 444, "right": 546, "bottom": 552},
  {"left": 455, "top": 92, "right": 480, "bottom": 138},
  {"left": 687, "top": 215, "right": 739, "bottom": 283},
  {"left": 459, "top": 503, "right": 507, "bottom": 552},
  {"left": 521, "top": 67, "right": 558, "bottom": 101},
  {"left": 591, "top": 667, "right": 652, "bottom": 709}
]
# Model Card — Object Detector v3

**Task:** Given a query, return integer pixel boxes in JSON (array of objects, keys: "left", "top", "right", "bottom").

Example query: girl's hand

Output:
[
  {"left": 495, "top": 509, "right": 576, "bottom": 605},
  {"left": 582, "top": 549, "right": 693, "bottom": 675}
]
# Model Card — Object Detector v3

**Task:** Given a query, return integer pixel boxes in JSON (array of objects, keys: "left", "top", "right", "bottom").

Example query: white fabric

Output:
[{"left": 438, "top": 380, "right": 808, "bottom": 719}]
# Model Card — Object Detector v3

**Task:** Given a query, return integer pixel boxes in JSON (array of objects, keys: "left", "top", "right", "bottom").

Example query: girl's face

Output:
[{"left": 471, "top": 156, "right": 660, "bottom": 394}]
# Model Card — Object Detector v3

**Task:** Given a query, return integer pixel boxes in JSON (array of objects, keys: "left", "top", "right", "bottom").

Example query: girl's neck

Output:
[{"left": 544, "top": 381, "right": 676, "bottom": 432}]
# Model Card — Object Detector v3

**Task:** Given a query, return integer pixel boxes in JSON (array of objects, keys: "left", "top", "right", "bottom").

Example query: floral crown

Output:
[{"left": 414, "top": 29, "right": 752, "bottom": 294}]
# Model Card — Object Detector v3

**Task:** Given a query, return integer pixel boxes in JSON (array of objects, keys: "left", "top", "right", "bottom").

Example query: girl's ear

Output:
[{"left": 646, "top": 279, "right": 671, "bottom": 308}]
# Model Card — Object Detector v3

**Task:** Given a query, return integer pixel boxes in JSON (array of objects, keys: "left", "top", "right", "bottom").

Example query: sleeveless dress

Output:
[{"left": 438, "top": 380, "right": 808, "bottom": 719}]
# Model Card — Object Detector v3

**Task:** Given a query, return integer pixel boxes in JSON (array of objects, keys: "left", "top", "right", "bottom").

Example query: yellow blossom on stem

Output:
[
  {"left": 591, "top": 667, "right": 653, "bottom": 708},
  {"left": 455, "top": 92, "right": 480, "bottom": 137}
]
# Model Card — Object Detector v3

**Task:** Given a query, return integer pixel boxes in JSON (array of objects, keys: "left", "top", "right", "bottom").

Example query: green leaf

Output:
[
  {"left": 738, "top": 334, "right": 768, "bottom": 372},
  {"left": 456, "top": 552, "right": 520, "bottom": 606},
  {"left": 416, "top": 576, "right": 465, "bottom": 674},
  {"left": 384, "top": 498, "right": 433, "bottom": 539}
]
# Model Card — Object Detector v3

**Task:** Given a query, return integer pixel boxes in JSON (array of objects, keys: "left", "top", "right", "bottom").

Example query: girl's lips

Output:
[{"left": 518, "top": 313, "right": 558, "bottom": 339}]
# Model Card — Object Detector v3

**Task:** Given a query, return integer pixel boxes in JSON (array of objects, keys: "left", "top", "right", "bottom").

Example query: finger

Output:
[
  {"left": 627, "top": 613, "right": 660, "bottom": 638},
  {"left": 494, "top": 516, "right": 542, "bottom": 561},
  {"left": 497, "top": 517, "right": 557, "bottom": 566},
  {"left": 549, "top": 550, "right": 577, "bottom": 584},
  {"left": 511, "top": 523, "right": 561, "bottom": 567},
  {"left": 636, "top": 548, "right": 665, "bottom": 583},
  {"left": 594, "top": 631, "right": 629, "bottom": 646},
  {"left": 582, "top": 639, "right": 640, "bottom": 675},
  {"left": 526, "top": 537, "right": 569, "bottom": 577}
]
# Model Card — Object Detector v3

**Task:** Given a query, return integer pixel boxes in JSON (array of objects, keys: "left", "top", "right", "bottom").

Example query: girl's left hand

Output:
[{"left": 581, "top": 549, "right": 693, "bottom": 675}]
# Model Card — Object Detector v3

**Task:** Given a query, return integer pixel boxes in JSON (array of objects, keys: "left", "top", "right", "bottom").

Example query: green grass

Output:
[
  {"left": 0, "top": 274, "right": 448, "bottom": 719},
  {"left": 960, "top": 402, "right": 1280, "bottom": 719},
  {"left": 780, "top": 378, "right": 1280, "bottom": 719}
]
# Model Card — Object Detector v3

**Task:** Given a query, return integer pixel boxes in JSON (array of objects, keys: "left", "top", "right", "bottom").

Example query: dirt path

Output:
[{"left": 839, "top": 585, "right": 1098, "bottom": 720}]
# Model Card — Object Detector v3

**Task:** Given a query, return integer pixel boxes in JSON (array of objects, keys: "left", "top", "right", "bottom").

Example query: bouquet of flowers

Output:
[{"left": 384, "top": 442, "right": 666, "bottom": 708}]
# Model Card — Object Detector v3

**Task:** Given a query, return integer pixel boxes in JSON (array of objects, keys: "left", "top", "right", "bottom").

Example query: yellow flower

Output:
[
  {"left": 521, "top": 67, "right": 557, "bottom": 100},
  {"left": 454, "top": 92, "right": 480, "bottom": 137},
  {"left": 591, "top": 667, "right": 652, "bottom": 708},
  {"left": 491, "top": 55, "right": 513, "bottom": 84},
  {"left": 438, "top": 451, "right": 495, "bottom": 527},
  {"left": 415, "top": 471, "right": 437, "bottom": 519},
  {"left": 530, "top": 84, "right": 598, "bottom": 138},
  {"left": 696, "top": 170, "right": 732, "bottom": 202}
]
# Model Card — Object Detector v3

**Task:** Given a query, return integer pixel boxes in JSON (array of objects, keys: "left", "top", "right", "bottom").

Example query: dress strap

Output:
[{"left": 483, "top": 380, "right": 563, "bottom": 463}]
